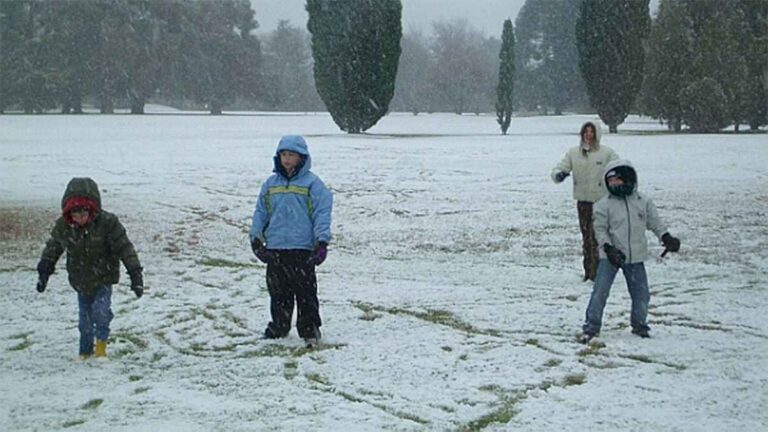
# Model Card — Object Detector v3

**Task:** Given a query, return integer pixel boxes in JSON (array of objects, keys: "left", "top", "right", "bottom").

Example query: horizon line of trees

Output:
[
  {"left": 1, "top": 0, "right": 266, "bottom": 115},
  {"left": 1, "top": 0, "right": 766, "bottom": 134}
]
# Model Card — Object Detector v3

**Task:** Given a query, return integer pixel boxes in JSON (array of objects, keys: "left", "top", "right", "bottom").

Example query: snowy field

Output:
[{"left": 1, "top": 112, "right": 766, "bottom": 431}]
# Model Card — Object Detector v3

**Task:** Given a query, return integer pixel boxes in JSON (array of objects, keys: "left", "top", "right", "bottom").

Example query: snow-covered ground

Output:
[{"left": 1, "top": 112, "right": 766, "bottom": 431}]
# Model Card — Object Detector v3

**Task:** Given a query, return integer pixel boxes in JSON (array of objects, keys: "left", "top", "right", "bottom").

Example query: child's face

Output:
[
  {"left": 583, "top": 126, "right": 595, "bottom": 144},
  {"left": 280, "top": 151, "right": 302, "bottom": 173},
  {"left": 607, "top": 176, "right": 624, "bottom": 187},
  {"left": 71, "top": 209, "right": 89, "bottom": 226}
]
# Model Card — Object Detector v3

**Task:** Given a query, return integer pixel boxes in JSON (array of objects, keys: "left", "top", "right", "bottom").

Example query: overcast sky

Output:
[
  {"left": 251, "top": 0, "right": 526, "bottom": 37},
  {"left": 251, "top": 0, "right": 660, "bottom": 37}
]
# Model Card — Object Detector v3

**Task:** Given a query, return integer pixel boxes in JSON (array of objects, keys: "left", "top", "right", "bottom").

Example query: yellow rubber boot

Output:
[{"left": 94, "top": 340, "right": 107, "bottom": 358}]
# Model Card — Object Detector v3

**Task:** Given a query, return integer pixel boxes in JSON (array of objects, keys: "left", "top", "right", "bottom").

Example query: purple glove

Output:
[{"left": 307, "top": 242, "right": 328, "bottom": 266}]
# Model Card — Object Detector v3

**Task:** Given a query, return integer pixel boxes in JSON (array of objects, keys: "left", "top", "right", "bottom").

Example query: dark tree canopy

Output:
[
  {"left": 496, "top": 19, "right": 515, "bottom": 135},
  {"left": 515, "top": 0, "right": 587, "bottom": 115},
  {"left": 576, "top": 0, "right": 650, "bottom": 132},
  {"left": 306, "top": 0, "right": 402, "bottom": 133}
]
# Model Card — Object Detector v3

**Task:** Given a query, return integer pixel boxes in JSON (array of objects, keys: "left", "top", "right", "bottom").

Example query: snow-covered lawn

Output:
[{"left": 1, "top": 112, "right": 766, "bottom": 431}]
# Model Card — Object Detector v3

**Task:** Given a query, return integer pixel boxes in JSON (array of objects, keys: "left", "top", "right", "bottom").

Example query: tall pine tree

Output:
[
  {"left": 641, "top": 0, "right": 694, "bottom": 131},
  {"left": 576, "top": 0, "right": 650, "bottom": 132},
  {"left": 496, "top": 19, "right": 515, "bottom": 135},
  {"left": 307, "top": 0, "right": 402, "bottom": 133}
]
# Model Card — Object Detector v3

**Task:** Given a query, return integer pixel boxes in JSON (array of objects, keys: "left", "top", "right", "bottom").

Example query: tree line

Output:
[{"left": 1, "top": 0, "right": 766, "bottom": 134}]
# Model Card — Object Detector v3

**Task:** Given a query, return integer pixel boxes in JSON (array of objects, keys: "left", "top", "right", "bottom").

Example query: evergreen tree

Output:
[
  {"left": 515, "top": 0, "right": 587, "bottom": 115},
  {"left": 739, "top": 0, "right": 768, "bottom": 130},
  {"left": 686, "top": 0, "right": 751, "bottom": 131},
  {"left": 307, "top": 0, "right": 402, "bottom": 133},
  {"left": 496, "top": 19, "right": 515, "bottom": 134},
  {"left": 576, "top": 0, "right": 651, "bottom": 132},
  {"left": 0, "top": 0, "right": 58, "bottom": 114},
  {"left": 181, "top": 0, "right": 262, "bottom": 115},
  {"left": 680, "top": 77, "right": 729, "bottom": 132},
  {"left": 641, "top": 0, "right": 694, "bottom": 131}
]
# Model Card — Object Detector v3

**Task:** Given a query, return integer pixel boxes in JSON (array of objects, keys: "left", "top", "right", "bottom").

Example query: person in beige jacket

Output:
[
  {"left": 579, "top": 159, "right": 680, "bottom": 344},
  {"left": 551, "top": 121, "right": 618, "bottom": 281}
]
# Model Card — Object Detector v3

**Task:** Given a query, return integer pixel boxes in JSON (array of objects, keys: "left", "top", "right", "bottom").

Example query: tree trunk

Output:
[
  {"left": 609, "top": 124, "right": 618, "bottom": 133},
  {"left": 100, "top": 95, "right": 114, "bottom": 114},
  {"left": 130, "top": 96, "right": 145, "bottom": 114}
]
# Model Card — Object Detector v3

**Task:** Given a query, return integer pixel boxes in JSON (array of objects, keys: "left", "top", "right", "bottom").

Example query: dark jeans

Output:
[
  {"left": 77, "top": 285, "right": 113, "bottom": 355},
  {"left": 583, "top": 259, "right": 651, "bottom": 336},
  {"left": 265, "top": 250, "right": 321, "bottom": 339},
  {"left": 577, "top": 201, "right": 599, "bottom": 281}
]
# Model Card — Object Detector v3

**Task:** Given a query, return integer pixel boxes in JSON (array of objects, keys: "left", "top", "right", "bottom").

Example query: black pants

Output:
[
  {"left": 577, "top": 201, "right": 599, "bottom": 281},
  {"left": 265, "top": 250, "right": 321, "bottom": 338}
]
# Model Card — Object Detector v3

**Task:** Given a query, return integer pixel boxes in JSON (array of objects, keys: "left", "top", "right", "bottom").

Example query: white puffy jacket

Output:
[
  {"left": 551, "top": 121, "right": 618, "bottom": 203},
  {"left": 593, "top": 160, "right": 668, "bottom": 263}
]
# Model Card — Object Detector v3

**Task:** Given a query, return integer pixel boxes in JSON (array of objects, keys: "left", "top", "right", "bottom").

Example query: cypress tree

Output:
[
  {"left": 576, "top": 0, "right": 650, "bottom": 132},
  {"left": 496, "top": 19, "right": 515, "bottom": 135},
  {"left": 738, "top": 0, "right": 768, "bottom": 130},
  {"left": 307, "top": 0, "right": 402, "bottom": 133},
  {"left": 642, "top": 0, "right": 694, "bottom": 131}
]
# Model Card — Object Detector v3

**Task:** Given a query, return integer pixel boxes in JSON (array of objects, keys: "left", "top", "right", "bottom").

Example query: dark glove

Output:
[
  {"left": 555, "top": 171, "right": 570, "bottom": 182},
  {"left": 251, "top": 238, "right": 276, "bottom": 264},
  {"left": 603, "top": 243, "right": 626, "bottom": 268},
  {"left": 307, "top": 242, "right": 328, "bottom": 266},
  {"left": 36, "top": 277, "right": 47, "bottom": 293},
  {"left": 128, "top": 268, "right": 144, "bottom": 298},
  {"left": 36, "top": 259, "right": 55, "bottom": 293},
  {"left": 661, "top": 233, "right": 680, "bottom": 257}
]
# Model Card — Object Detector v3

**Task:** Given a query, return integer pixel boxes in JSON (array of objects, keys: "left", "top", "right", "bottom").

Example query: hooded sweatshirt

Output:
[
  {"left": 250, "top": 135, "right": 333, "bottom": 250},
  {"left": 551, "top": 121, "right": 619, "bottom": 202},
  {"left": 593, "top": 160, "right": 668, "bottom": 263},
  {"left": 39, "top": 177, "right": 142, "bottom": 295}
]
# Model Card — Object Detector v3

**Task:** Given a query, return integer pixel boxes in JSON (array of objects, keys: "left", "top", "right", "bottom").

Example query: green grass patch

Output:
[
  {"left": 62, "top": 419, "right": 87, "bottom": 428},
  {"left": 7, "top": 332, "right": 33, "bottom": 340},
  {"left": 128, "top": 375, "right": 142, "bottom": 382},
  {"left": 562, "top": 373, "right": 587, "bottom": 386},
  {"left": 544, "top": 358, "right": 562, "bottom": 367},
  {"left": 7, "top": 340, "right": 32, "bottom": 352},
  {"left": 196, "top": 257, "right": 253, "bottom": 269},
  {"left": 110, "top": 332, "right": 148, "bottom": 349},
  {"left": 134, "top": 386, "right": 151, "bottom": 394},
  {"left": 306, "top": 373, "right": 330, "bottom": 386},
  {"left": 386, "top": 307, "right": 502, "bottom": 337},
  {"left": 81, "top": 399, "right": 103, "bottom": 410},
  {"left": 577, "top": 340, "right": 605, "bottom": 357}
]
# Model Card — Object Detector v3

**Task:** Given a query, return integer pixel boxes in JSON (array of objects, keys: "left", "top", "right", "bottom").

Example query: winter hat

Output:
[
  {"left": 62, "top": 196, "right": 98, "bottom": 225},
  {"left": 605, "top": 165, "right": 637, "bottom": 197}
]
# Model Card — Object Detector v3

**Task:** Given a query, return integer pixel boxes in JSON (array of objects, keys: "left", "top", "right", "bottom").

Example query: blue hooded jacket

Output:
[{"left": 249, "top": 135, "right": 332, "bottom": 250}]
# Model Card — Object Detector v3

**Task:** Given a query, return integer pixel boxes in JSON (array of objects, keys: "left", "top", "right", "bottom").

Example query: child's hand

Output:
[
  {"left": 131, "top": 285, "right": 144, "bottom": 298},
  {"left": 36, "top": 278, "right": 47, "bottom": 293},
  {"left": 603, "top": 244, "right": 626, "bottom": 267},
  {"left": 307, "top": 242, "right": 328, "bottom": 266},
  {"left": 128, "top": 268, "right": 144, "bottom": 298},
  {"left": 251, "top": 238, "right": 276, "bottom": 264},
  {"left": 661, "top": 233, "right": 680, "bottom": 257}
]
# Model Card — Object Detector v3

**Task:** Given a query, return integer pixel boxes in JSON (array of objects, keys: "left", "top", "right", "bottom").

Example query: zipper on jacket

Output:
[{"left": 623, "top": 198, "right": 632, "bottom": 262}]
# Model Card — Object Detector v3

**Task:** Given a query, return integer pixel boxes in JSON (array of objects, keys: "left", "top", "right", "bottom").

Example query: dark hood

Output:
[{"left": 61, "top": 177, "right": 102, "bottom": 211}]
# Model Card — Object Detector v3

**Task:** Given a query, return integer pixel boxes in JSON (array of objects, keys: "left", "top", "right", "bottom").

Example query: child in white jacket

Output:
[{"left": 579, "top": 160, "right": 680, "bottom": 343}]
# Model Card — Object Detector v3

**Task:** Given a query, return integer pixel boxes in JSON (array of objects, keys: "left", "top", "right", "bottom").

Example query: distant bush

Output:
[{"left": 680, "top": 77, "right": 729, "bottom": 133}]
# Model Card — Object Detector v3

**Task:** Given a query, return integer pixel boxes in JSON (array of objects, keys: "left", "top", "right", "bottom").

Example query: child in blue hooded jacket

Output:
[{"left": 250, "top": 135, "right": 332, "bottom": 347}]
